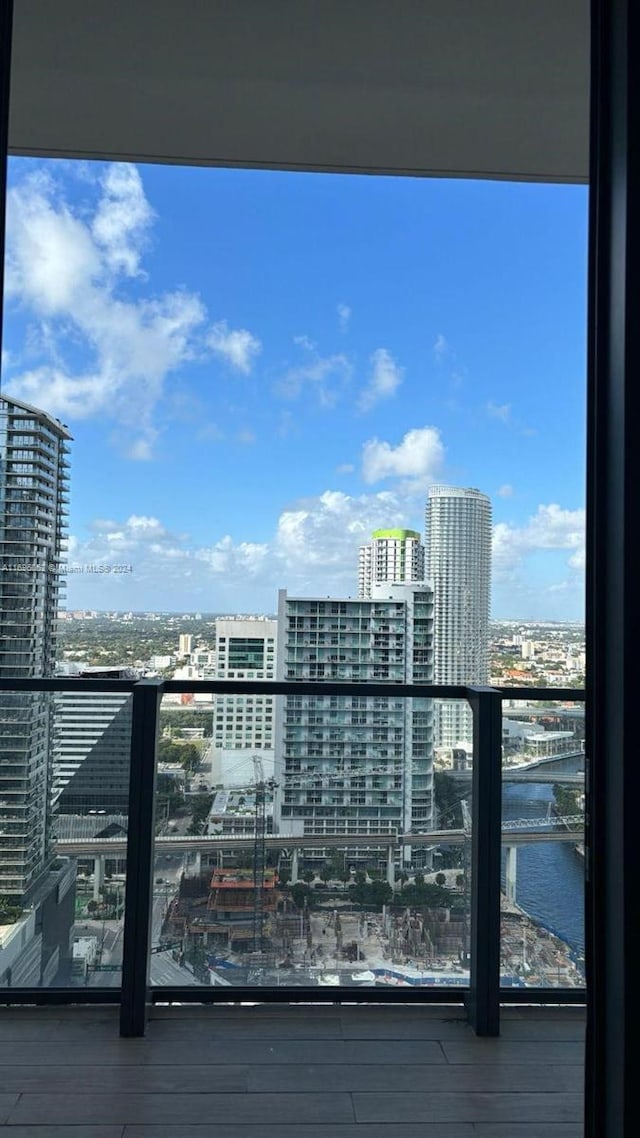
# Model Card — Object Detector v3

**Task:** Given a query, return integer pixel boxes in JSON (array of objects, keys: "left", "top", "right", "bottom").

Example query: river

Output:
[{"left": 501, "top": 778, "right": 585, "bottom": 954}]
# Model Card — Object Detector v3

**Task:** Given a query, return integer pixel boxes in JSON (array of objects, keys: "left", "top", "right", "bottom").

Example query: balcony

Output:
[
  {"left": 0, "top": 677, "right": 584, "bottom": 1043},
  {"left": 0, "top": 1002, "right": 584, "bottom": 1135}
]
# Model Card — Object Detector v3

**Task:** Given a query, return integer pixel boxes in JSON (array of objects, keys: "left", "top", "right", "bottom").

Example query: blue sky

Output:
[{"left": 1, "top": 159, "right": 587, "bottom": 618}]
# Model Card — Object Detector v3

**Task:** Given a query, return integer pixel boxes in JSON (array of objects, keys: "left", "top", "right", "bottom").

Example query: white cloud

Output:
[
  {"left": 91, "top": 164, "right": 154, "bottom": 277},
  {"left": 487, "top": 401, "right": 511, "bottom": 424},
  {"left": 293, "top": 334, "right": 316, "bottom": 352},
  {"left": 568, "top": 548, "right": 586, "bottom": 571},
  {"left": 336, "top": 462, "right": 355, "bottom": 474},
  {"left": 126, "top": 436, "right": 156, "bottom": 461},
  {"left": 337, "top": 303, "right": 351, "bottom": 332},
  {"left": 67, "top": 486, "right": 419, "bottom": 609},
  {"left": 3, "top": 164, "right": 259, "bottom": 456},
  {"left": 195, "top": 535, "right": 270, "bottom": 577},
  {"left": 497, "top": 483, "right": 514, "bottom": 498},
  {"left": 207, "top": 320, "right": 262, "bottom": 374},
  {"left": 67, "top": 492, "right": 586, "bottom": 617},
  {"left": 361, "top": 426, "right": 444, "bottom": 486},
  {"left": 357, "top": 348, "right": 404, "bottom": 412},
  {"left": 6, "top": 180, "right": 101, "bottom": 314},
  {"left": 275, "top": 350, "right": 352, "bottom": 407},
  {"left": 493, "top": 503, "right": 585, "bottom": 576},
  {"left": 274, "top": 489, "right": 410, "bottom": 587}
]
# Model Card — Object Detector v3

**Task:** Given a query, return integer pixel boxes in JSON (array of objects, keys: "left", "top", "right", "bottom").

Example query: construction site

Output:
[
  {"left": 161, "top": 861, "right": 473, "bottom": 987},
  {"left": 156, "top": 756, "right": 584, "bottom": 989}
]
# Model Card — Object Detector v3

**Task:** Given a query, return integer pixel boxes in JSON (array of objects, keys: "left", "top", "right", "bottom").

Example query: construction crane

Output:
[{"left": 252, "top": 755, "right": 277, "bottom": 954}]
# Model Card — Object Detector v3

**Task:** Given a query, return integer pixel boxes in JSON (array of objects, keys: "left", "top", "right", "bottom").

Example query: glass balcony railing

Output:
[{"left": 0, "top": 677, "right": 585, "bottom": 1036}]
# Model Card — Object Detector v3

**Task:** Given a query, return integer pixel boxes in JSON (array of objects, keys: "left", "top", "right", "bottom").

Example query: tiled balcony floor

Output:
[{"left": 0, "top": 1002, "right": 585, "bottom": 1137}]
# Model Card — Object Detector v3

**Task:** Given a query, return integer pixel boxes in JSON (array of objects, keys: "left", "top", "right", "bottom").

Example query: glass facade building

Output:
[
  {"left": 52, "top": 668, "right": 136, "bottom": 815},
  {"left": 0, "top": 394, "right": 71, "bottom": 900}
]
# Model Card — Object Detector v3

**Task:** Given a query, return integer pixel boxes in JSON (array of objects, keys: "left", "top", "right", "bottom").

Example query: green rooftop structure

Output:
[{"left": 359, "top": 529, "right": 425, "bottom": 597}]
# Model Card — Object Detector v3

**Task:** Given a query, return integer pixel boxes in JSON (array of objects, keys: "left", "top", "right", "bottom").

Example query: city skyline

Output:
[{"left": 1, "top": 158, "right": 587, "bottom": 620}]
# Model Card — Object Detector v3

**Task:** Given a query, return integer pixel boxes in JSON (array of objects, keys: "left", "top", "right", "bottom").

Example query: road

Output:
[
  {"left": 149, "top": 861, "right": 200, "bottom": 987},
  {"left": 77, "top": 859, "right": 199, "bottom": 988}
]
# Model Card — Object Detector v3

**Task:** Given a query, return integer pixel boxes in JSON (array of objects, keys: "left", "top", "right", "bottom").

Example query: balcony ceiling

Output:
[{"left": 8, "top": 0, "right": 589, "bottom": 182}]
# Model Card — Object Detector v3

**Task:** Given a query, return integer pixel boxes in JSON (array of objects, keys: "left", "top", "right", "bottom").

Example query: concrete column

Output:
[
  {"left": 93, "top": 855, "right": 105, "bottom": 901},
  {"left": 504, "top": 845, "right": 517, "bottom": 904},
  {"left": 291, "top": 847, "right": 299, "bottom": 884},
  {"left": 192, "top": 851, "right": 202, "bottom": 876},
  {"left": 387, "top": 845, "right": 396, "bottom": 888}
]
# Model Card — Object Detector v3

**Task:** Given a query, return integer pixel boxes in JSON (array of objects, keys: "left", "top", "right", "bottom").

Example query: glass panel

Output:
[
  {"left": 0, "top": 686, "right": 132, "bottom": 989},
  {"left": 151, "top": 692, "right": 471, "bottom": 990},
  {"left": 500, "top": 696, "right": 585, "bottom": 989},
  {"left": 1, "top": 156, "right": 587, "bottom": 1007}
]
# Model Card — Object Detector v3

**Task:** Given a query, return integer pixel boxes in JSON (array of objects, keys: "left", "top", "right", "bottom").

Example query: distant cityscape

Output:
[
  {"left": 57, "top": 611, "right": 585, "bottom": 691},
  {"left": 0, "top": 392, "right": 585, "bottom": 993}
]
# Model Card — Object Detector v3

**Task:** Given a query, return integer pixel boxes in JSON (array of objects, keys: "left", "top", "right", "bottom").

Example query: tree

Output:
[
  {"left": 414, "top": 873, "right": 425, "bottom": 887},
  {"left": 435, "top": 872, "right": 447, "bottom": 886},
  {"left": 302, "top": 870, "right": 315, "bottom": 885},
  {"left": 348, "top": 879, "right": 392, "bottom": 909},
  {"left": 158, "top": 737, "right": 183, "bottom": 765},
  {"left": 319, "top": 866, "right": 332, "bottom": 883},
  {"left": 278, "top": 867, "right": 291, "bottom": 886},
  {"left": 369, "top": 880, "right": 393, "bottom": 907},
  {"left": 0, "top": 896, "right": 22, "bottom": 924},
  {"left": 398, "top": 881, "right": 452, "bottom": 908},
  {"left": 180, "top": 743, "right": 201, "bottom": 774},
  {"left": 188, "top": 792, "right": 213, "bottom": 833},
  {"left": 290, "top": 883, "right": 312, "bottom": 910}
]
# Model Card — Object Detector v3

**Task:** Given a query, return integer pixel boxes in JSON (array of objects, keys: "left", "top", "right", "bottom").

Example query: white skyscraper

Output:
[
  {"left": 358, "top": 528, "right": 425, "bottom": 597},
  {"left": 425, "top": 485, "right": 492, "bottom": 748}
]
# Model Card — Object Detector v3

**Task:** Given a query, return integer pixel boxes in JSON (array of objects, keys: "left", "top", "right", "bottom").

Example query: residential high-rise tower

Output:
[
  {"left": 275, "top": 584, "right": 434, "bottom": 863},
  {"left": 425, "top": 485, "right": 492, "bottom": 748},
  {"left": 0, "top": 395, "right": 76, "bottom": 987},
  {"left": 0, "top": 395, "right": 72, "bottom": 899},
  {"left": 358, "top": 528, "right": 425, "bottom": 597}
]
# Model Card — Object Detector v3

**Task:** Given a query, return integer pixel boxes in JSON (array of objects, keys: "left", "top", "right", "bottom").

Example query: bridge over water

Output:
[{"left": 447, "top": 751, "right": 585, "bottom": 785}]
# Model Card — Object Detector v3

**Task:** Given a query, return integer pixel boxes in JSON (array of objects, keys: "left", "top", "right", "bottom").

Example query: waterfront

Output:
[{"left": 502, "top": 779, "right": 585, "bottom": 955}]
